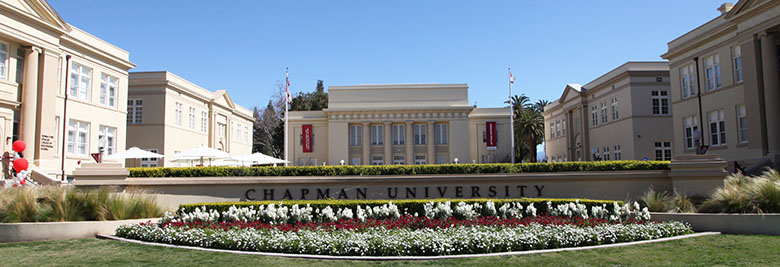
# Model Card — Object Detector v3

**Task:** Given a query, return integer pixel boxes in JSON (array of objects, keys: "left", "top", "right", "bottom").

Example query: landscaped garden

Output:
[{"left": 115, "top": 198, "right": 693, "bottom": 256}]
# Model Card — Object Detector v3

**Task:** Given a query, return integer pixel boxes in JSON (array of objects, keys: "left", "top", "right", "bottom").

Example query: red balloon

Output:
[
  {"left": 13, "top": 158, "right": 28, "bottom": 172},
  {"left": 12, "top": 140, "right": 25, "bottom": 153}
]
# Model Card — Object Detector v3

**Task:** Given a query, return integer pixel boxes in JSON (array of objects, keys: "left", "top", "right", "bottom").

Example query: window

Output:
[
  {"left": 67, "top": 120, "right": 89, "bottom": 156},
  {"left": 680, "top": 64, "right": 696, "bottom": 98},
  {"left": 127, "top": 99, "right": 142, "bottom": 124},
  {"left": 414, "top": 124, "right": 426, "bottom": 145},
  {"left": 601, "top": 102, "right": 607, "bottom": 124},
  {"left": 704, "top": 54, "right": 721, "bottom": 91},
  {"left": 392, "top": 124, "right": 405, "bottom": 145},
  {"left": 591, "top": 105, "right": 598, "bottom": 126},
  {"left": 351, "top": 158, "right": 361, "bottom": 165},
  {"left": 98, "top": 126, "right": 116, "bottom": 155},
  {"left": 140, "top": 149, "right": 159, "bottom": 167},
  {"left": 736, "top": 105, "right": 747, "bottom": 144},
  {"left": 434, "top": 124, "right": 448, "bottom": 144},
  {"left": 414, "top": 155, "right": 427, "bottom": 165},
  {"left": 174, "top": 102, "right": 182, "bottom": 126},
  {"left": 70, "top": 63, "right": 92, "bottom": 101},
  {"left": 371, "top": 125, "right": 383, "bottom": 145},
  {"left": 437, "top": 156, "right": 447, "bottom": 164},
  {"left": 708, "top": 110, "right": 725, "bottom": 146},
  {"left": 549, "top": 122, "right": 555, "bottom": 139},
  {"left": 349, "top": 125, "right": 362, "bottom": 146},
  {"left": 0, "top": 42, "right": 7, "bottom": 80},
  {"left": 201, "top": 111, "right": 208, "bottom": 133},
  {"left": 603, "top": 147, "right": 610, "bottom": 161},
  {"left": 392, "top": 155, "right": 405, "bottom": 165},
  {"left": 683, "top": 116, "right": 699, "bottom": 150},
  {"left": 732, "top": 46, "right": 743, "bottom": 83},
  {"left": 218, "top": 123, "right": 226, "bottom": 138},
  {"left": 99, "top": 73, "right": 118, "bottom": 107},
  {"left": 592, "top": 148, "right": 599, "bottom": 160},
  {"left": 236, "top": 124, "right": 241, "bottom": 141},
  {"left": 611, "top": 97, "right": 619, "bottom": 120},
  {"left": 655, "top": 142, "right": 672, "bottom": 161},
  {"left": 652, "top": 91, "right": 669, "bottom": 115},
  {"left": 555, "top": 120, "right": 560, "bottom": 137},
  {"left": 371, "top": 155, "right": 384, "bottom": 165},
  {"left": 244, "top": 126, "right": 249, "bottom": 143},
  {"left": 189, "top": 107, "right": 196, "bottom": 130},
  {"left": 614, "top": 145, "right": 621, "bottom": 160},
  {"left": 561, "top": 118, "right": 566, "bottom": 136}
]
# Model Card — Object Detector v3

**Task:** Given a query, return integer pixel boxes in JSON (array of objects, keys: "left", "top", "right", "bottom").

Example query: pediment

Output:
[
  {"left": 211, "top": 90, "right": 236, "bottom": 110},
  {"left": 1, "top": 0, "right": 69, "bottom": 31},
  {"left": 725, "top": 0, "right": 764, "bottom": 20},
  {"left": 559, "top": 84, "right": 583, "bottom": 104}
]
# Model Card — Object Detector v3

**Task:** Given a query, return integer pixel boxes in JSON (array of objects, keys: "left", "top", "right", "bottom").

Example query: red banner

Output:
[
  {"left": 302, "top": 124, "right": 313, "bottom": 153},
  {"left": 486, "top": 121, "right": 497, "bottom": 148}
]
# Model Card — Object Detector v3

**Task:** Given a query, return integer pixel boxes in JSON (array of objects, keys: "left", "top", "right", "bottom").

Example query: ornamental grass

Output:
[
  {"left": 0, "top": 186, "right": 163, "bottom": 223},
  {"left": 699, "top": 169, "right": 780, "bottom": 213}
]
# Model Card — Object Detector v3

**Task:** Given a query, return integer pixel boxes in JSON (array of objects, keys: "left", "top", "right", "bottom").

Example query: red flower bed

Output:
[{"left": 158, "top": 215, "right": 647, "bottom": 232}]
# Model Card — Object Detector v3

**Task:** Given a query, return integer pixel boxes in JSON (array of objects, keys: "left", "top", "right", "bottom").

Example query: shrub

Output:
[
  {"left": 128, "top": 161, "right": 670, "bottom": 177},
  {"left": 699, "top": 170, "right": 780, "bottom": 213},
  {"left": 0, "top": 186, "right": 163, "bottom": 222},
  {"left": 669, "top": 191, "right": 697, "bottom": 213},
  {"left": 639, "top": 187, "right": 670, "bottom": 212},
  {"left": 178, "top": 198, "right": 623, "bottom": 216}
]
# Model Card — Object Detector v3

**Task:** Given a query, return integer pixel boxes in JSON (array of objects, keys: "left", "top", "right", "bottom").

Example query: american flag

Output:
[
  {"left": 285, "top": 68, "right": 292, "bottom": 104},
  {"left": 509, "top": 69, "right": 515, "bottom": 84}
]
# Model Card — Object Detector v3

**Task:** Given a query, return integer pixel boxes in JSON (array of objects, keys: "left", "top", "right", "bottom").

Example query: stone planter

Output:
[
  {"left": 0, "top": 218, "right": 159, "bottom": 243},
  {"left": 651, "top": 212, "right": 780, "bottom": 235}
]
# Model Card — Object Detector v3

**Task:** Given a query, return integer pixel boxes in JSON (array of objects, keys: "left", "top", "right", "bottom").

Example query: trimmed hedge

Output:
[
  {"left": 130, "top": 161, "right": 668, "bottom": 178},
  {"left": 178, "top": 198, "right": 624, "bottom": 216}
]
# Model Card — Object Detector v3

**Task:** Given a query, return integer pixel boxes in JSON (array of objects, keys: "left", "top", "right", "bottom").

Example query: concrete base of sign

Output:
[
  {"left": 97, "top": 232, "right": 720, "bottom": 261},
  {"left": 651, "top": 212, "right": 780, "bottom": 235},
  {"left": 0, "top": 218, "right": 159, "bottom": 243},
  {"left": 72, "top": 163, "right": 129, "bottom": 182}
]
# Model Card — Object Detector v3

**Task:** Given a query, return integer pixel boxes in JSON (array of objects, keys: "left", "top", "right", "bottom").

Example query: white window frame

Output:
[
  {"left": 392, "top": 155, "right": 405, "bottom": 165},
  {"left": 371, "top": 155, "right": 384, "bottom": 165},
  {"left": 98, "top": 125, "right": 116, "bottom": 156},
  {"left": 392, "top": 124, "right": 404, "bottom": 145},
  {"left": 732, "top": 46, "right": 743, "bottom": 83},
  {"left": 704, "top": 54, "right": 721, "bottom": 91},
  {"left": 680, "top": 64, "right": 696, "bottom": 99},
  {"left": 591, "top": 105, "right": 598, "bottom": 126},
  {"left": 708, "top": 110, "right": 726, "bottom": 147},
  {"left": 67, "top": 120, "right": 90, "bottom": 156},
  {"left": 0, "top": 41, "right": 8, "bottom": 80},
  {"left": 244, "top": 125, "right": 249, "bottom": 143},
  {"left": 201, "top": 111, "right": 208, "bottom": 133},
  {"left": 349, "top": 125, "right": 362, "bottom": 146},
  {"left": 434, "top": 124, "right": 448, "bottom": 144},
  {"left": 549, "top": 123, "right": 555, "bottom": 139},
  {"left": 414, "top": 124, "right": 426, "bottom": 145},
  {"left": 127, "top": 99, "right": 142, "bottom": 124},
  {"left": 600, "top": 102, "right": 607, "bottom": 124},
  {"left": 611, "top": 97, "right": 619, "bottom": 120},
  {"left": 651, "top": 91, "right": 669, "bottom": 115},
  {"left": 614, "top": 145, "right": 621, "bottom": 160},
  {"left": 414, "top": 154, "right": 427, "bottom": 165},
  {"left": 683, "top": 116, "right": 699, "bottom": 150},
  {"left": 655, "top": 142, "right": 672, "bottom": 161},
  {"left": 189, "top": 107, "right": 196, "bottom": 130},
  {"left": 736, "top": 105, "right": 747, "bottom": 144},
  {"left": 555, "top": 120, "right": 560, "bottom": 137},
  {"left": 561, "top": 118, "right": 566, "bottom": 136},
  {"left": 603, "top": 147, "right": 610, "bottom": 161},
  {"left": 175, "top": 102, "right": 183, "bottom": 127},
  {"left": 70, "top": 62, "right": 92, "bottom": 101},
  {"left": 99, "top": 73, "right": 118, "bottom": 108},
  {"left": 371, "top": 125, "right": 383, "bottom": 145}
]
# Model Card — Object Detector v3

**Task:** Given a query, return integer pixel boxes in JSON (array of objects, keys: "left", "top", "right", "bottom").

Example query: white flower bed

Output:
[{"left": 116, "top": 221, "right": 691, "bottom": 256}]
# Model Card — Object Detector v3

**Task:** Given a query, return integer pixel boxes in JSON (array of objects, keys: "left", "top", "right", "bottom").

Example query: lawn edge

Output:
[{"left": 96, "top": 232, "right": 720, "bottom": 261}]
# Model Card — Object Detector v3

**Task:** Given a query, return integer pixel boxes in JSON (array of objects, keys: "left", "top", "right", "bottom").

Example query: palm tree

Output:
[{"left": 509, "top": 94, "right": 548, "bottom": 162}]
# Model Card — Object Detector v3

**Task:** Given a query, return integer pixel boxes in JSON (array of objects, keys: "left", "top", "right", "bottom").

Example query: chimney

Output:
[{"left": 718, "top": 2, "right": 735, "bottom": 15}]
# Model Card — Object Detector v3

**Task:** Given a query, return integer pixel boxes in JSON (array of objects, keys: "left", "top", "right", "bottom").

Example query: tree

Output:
[
  {"left": 253, "top": 101, "right": 283, "bottom": 157},
  {"left": 509, "top": 94, "right": 547, "bottom": 162},
  {"left": 290, "top": 80, "right": 328, "bottom": 111}
]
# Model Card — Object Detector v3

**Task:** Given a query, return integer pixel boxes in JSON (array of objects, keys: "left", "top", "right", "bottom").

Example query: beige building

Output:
[
  {"left": 286, "top": 84, "right": 511, "bottom": 166},
  {"left": 661, "top": 0, "right": 780, "bottom": 169},
  {"left": 544, "top": 62, "right": 673, "bottom": 162},
  {"left": 127, "top": 71, "right": 253, "bottom": 167},
  {"left": 0, "top": 0, "right": 135, "bottom": 177}
]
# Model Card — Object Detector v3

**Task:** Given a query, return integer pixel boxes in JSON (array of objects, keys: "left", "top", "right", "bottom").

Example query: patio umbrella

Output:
[
  {"left": 104, "top": 147, "right": 164, "bottom": 167},
  {"left": 172, "top": 145, "right": 230, "bottom": 166},
  {"left": 231, "top": 153, "right": 289, "bottom": 165}
]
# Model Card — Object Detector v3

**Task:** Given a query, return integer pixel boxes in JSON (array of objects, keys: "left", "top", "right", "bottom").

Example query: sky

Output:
[{"left": 48, "top": 0, "right": 727, "bottom": 111}]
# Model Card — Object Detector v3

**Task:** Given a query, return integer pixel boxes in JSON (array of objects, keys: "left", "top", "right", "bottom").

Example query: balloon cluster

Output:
[{"left": 11, "top": 140, "right": 27, "bottom": 187}]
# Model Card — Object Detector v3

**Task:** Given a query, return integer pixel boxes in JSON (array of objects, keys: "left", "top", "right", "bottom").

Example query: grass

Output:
[
  {"left": 0, "top": 235, "right": 777, "bottom": 266},
  {"left": 700, "top": 170, "right": 780, "bottom": 213}
]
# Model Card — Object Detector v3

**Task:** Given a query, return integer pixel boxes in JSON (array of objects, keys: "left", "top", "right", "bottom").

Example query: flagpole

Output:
[
  {"left": 284, "top": 68, "right": 289, "bottom": 167},
  {"left": 509, "top": 67, "right": 515, "bottom": 164}
]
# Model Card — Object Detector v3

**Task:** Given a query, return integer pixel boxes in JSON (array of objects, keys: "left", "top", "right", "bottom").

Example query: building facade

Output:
[
  {"left": 544, "top": 62, "right": 673, "bottom": 162},
  {"left": 286, "top": 84, "right": 511, "bottom": 166},
  {"left": 661, "top": 0, "right": 780, "bottom": 168},
  {"left": 126, "top": 71, "right": 253, "bottom": 167},
  {"left": 0, "top": 0, "right": 135, "bottom": 176}
]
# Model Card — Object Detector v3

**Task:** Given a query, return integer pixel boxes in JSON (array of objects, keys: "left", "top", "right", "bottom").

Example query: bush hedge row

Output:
[
  {"left": 179, "top": 198, "right": 624, "bottom": 216},
  {"left": 130, "top": 161, "right": 668, "bottom": 178}
]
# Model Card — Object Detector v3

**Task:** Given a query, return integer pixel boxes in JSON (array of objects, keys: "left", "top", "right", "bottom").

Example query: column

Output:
[
  {"left": 383, "top": 121, "right": 392, "bottom": 165},
  {"left": 580, "top": 105, "right": 590, "bottom": 161},
  {"left": 21, "top": 46, "right": 41, "bottom": 161},
  {"left": 405, "top": 121, "right": 413, "bottom": 165},
  {"left": 427, "top": 121, "right": 435, "bottom": 164},
  {"left": 761, "top": 32, "right": 780, "bottom": 155},
  {"left": 362, "top": 121, "right": 370, "bottom": 165}
]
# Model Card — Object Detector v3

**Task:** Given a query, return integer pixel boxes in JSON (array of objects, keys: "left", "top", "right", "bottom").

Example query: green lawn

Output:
[{"left": 0, "top": 235, "right": 778, "bottom": 266}]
